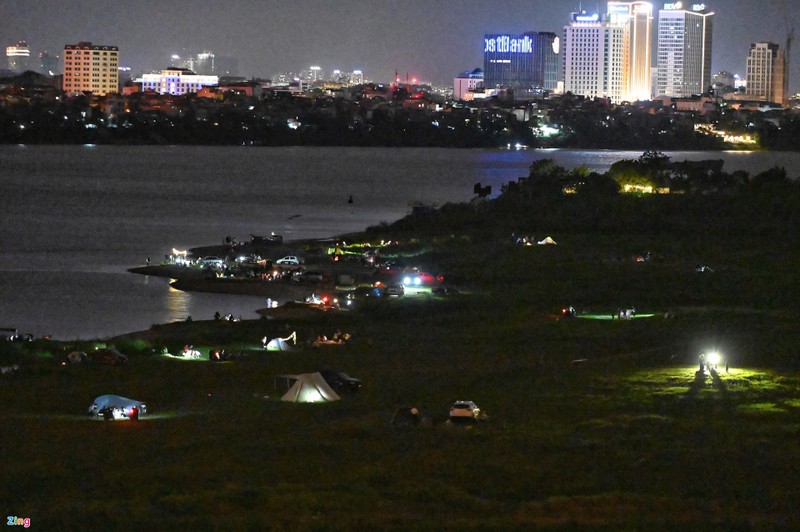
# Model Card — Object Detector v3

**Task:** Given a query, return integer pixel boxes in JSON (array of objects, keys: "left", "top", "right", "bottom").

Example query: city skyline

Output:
[{"left": 1, "top": 0, "right": 798, "bottom": 91}]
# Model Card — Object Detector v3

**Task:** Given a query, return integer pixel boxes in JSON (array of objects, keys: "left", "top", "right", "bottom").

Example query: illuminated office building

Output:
[
  {"left": 192, "top": 51, "right": 215, "bottom": 75},
  {"left": 563, "top": 12, "right": 625, "bottom": 101},
  {"left": 6, "top": 41, "right": 32, "bottom": 72},
  {"left": 656, "top": 3, "right": 714, "bottom": 97},
  {"left": 62, "top": 42, "right": 119, "bottom": 95},
  {"left": 746, "top": 42, "right": 787, "bottom": 106},
  {"left": 483, "top": 32, "right": 559, "bottom": 99},
  {"left": 608, "top": 2, "right": 653, "bottom": 101}
]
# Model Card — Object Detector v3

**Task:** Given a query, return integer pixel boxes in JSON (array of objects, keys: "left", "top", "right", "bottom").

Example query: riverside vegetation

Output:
[{"left": 2, "top": 154, "right": 800, "bottom": 528}]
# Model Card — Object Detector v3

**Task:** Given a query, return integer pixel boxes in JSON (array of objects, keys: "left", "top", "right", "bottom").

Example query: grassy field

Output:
[{"left": 4, "top": 179, "right": 800, "bottom": 528}]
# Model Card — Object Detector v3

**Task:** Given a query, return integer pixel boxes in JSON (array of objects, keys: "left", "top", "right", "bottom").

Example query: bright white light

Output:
[{"left": 707, "top": 351, "right": 721, "bottom": 366}]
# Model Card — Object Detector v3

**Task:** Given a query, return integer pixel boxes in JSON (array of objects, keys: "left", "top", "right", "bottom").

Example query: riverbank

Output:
[
  {"left": 4, "top": 155, "right": 800, "bottom": 528},
  {"left": 127, "top": 237, "right": 373, "bottom": 301}
]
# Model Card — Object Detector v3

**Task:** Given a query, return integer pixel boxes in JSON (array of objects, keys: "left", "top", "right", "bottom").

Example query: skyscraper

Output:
[
  {"left": 656, "top": 4, "right": 714, "bottom": 97},
  {"left": 563, "top": 12, "right": 624, "bottom": 101},
  {"left": 483, "top": 31, "right": 560, "bottom": 99},
  {"left": 6, "top": 41, "right": 32, "bottom": 72},
  {"left": 62, "top": 42, "right": 119, "bottom": 96},
  {"left": 192, "top": 51, "right": 215, "bottom": 75},
  {"left": 746, "top": 42, "right": 787, "bottom": 106},
  {"left": 608, "top": 2, "right": 654, "bottom": 101}
]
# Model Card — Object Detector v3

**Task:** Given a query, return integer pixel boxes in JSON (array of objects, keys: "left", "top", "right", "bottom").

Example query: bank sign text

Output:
[{"left": 484, "top": 35, "right": 533, "bottom": 54}]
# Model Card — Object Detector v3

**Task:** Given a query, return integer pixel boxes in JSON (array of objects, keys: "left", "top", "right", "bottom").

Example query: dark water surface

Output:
[{"left": 2, "top": 145, "right": 797, "bottom": 339}]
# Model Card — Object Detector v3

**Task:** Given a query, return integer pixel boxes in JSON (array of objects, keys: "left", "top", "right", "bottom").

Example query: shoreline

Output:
[{"left": 129, "top": 235, "right": 373, "bottom": 301}]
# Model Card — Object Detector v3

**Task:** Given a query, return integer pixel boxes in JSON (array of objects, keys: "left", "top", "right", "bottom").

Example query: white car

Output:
[
  {"left": 449, "top": 400, "right": 480, "bottom": 422},
  {"left": 276, "top": 256, "right": 302, "bottom": 265},
  {"left": 384, "top": 283, "right": 404, "bottom": 297}
]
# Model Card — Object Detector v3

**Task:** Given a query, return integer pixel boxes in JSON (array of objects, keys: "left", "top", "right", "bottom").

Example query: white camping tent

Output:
[
  {"left": 265, "top": 331, "right": 298, "bottom": 351},
  {"left": 278, "top": 372, "right": 341, "bottom": 403},
  {"left": 538, "top": 236, "right": 557, "bottom": 245}
]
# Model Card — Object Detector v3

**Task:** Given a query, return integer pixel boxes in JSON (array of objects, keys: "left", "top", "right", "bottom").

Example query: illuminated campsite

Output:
[{"left": 3, "top": 155, "right": 800, "bottom": 528}]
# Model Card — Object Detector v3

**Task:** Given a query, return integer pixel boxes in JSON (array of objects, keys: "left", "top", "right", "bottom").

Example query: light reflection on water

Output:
[{"left": 166, "top": 283, "right": 191, "bottom": 322}]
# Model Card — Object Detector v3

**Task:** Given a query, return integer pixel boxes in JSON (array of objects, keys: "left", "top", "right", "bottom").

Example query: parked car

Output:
[
  {"left": 319, "top": 370, "right": 362, "bottom": 393},
  {"left": 276, "top": 255, "right": 302, "bottom": 265},
  {"left": 250, "top": 233, "right": 283, "bottom": 245},
  {"left": 234, "top": 253, "right": 262, "bottom": 264},
  {"left": 449, "top": 400, "right": 481, "bottom": 422},
  {"left": 402, "top": 270, "right": 439, "bottom": 287},
  {"left": 87, "top": 348, "right": 128, "bottom": 365},
  {"left": 197, "top": 256, "right": 225, "bottom": 269},
  {"left": 292, "top": 270, "right": 326, "bottom": 283},
  {"left": 342, "top": 286, "right": 383, "bottom": 306},
  {"left": 355, "top": 286, "right": 383, "bottom": 298},
  {"left": 432, "top": 286, "right": 460, "bottom": 296},
  {"left": 384, "top": 283, "right": 404, "bottom": 297}
]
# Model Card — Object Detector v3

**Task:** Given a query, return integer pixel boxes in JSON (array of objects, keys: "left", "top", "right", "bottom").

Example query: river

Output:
[{"left": 1, "top": 145, "right": 797, "bottom": 339}]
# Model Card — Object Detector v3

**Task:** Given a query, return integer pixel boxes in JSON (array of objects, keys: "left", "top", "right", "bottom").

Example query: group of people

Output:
[
  {"left": 214, "top": 312, "right": 240, "bottom": 322},
  {"left": 314, "top": 331, "right": 352, "bottom": 346},
  {"left": 699, "top": 353, "right": 729, "bottom": 373},
  {"left": 180, "top": 345, "right": 202, "bottom": 358},
  {"left": 614, "top": 308, "right": 636, "bottom": 320},
  {"left": 209, "top": 348, "right": 241, "bottom": 362}
]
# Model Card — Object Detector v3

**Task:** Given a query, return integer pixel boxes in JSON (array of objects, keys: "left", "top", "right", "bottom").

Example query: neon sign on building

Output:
[{"left": 484, "top": 35, "right": 534, "bottom": 54}]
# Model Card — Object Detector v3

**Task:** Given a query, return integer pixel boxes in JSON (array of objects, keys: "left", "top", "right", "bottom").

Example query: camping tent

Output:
[
  {"left": 538, "top": 236, "right": 557, "bottom": 245},
  {"left": 276, "top": 372, "right": 340, "bottom": 403},
  {"left": 265, "top": 331, "right": 298, "bottom": 351},
  {"left": 266, "top": 338, "right": 296, "bottom": 351}
]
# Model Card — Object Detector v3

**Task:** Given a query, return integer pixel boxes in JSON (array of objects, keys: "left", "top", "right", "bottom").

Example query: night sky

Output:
[{"left": 1, "top": 0, "right": 798, "bottom": 90}]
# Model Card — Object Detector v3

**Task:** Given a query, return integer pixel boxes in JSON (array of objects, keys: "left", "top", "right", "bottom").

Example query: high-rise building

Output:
[
  {"left": 62, "top": 42, "right": 119, "bottom": 96},
  {"left": 483, "top": 32, "right": 559, "bottom": 99},
  {"left": 6, "top": 41, "right": 32, "bottom": 72},
  {"left": 656, "top": 4, "right": 714, "bottom": 97},
  {"left": 746, "top": 42, "right": 787, "bottom": 106},
  {"left": 563, "top": 12, "right": 625, "bottom": 101},
  {"left": 351, "top": 70, "right": 364, "bottom": 85},
  {"left": 303, "top": 66, "right": 323, "bottom": 83},
  {"left": 192, "top": 51, "right": 215, "bottom": 75},
  {"left": 608, "top": 2, "right": 654, "bottom": 101}
]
